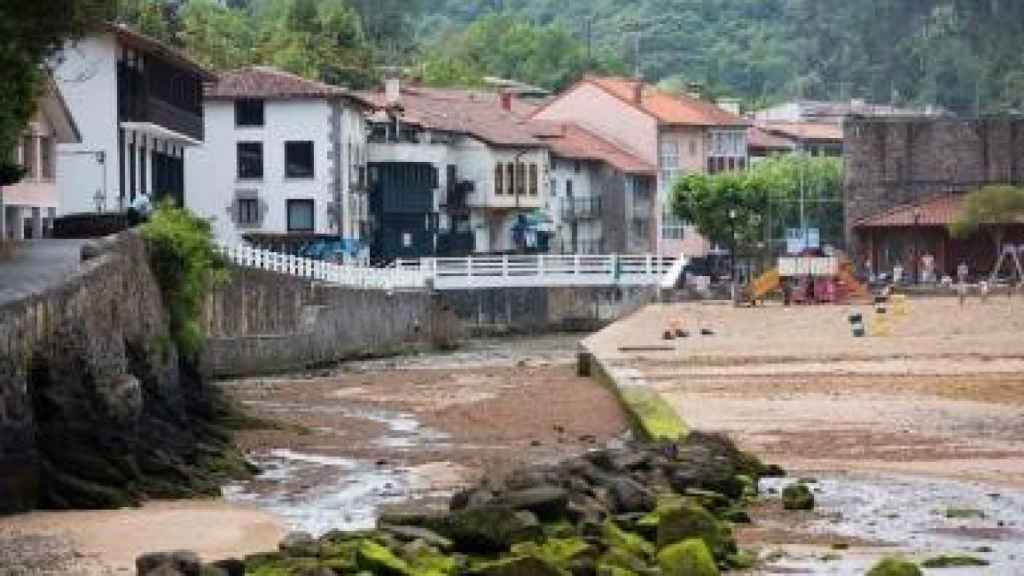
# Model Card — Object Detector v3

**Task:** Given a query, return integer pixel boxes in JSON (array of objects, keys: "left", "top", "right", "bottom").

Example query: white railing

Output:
[
  {"left": 393, "top": 254, "right": 676, "bottom": 290},
  {"left": 219, "top": 244, "right": 428, "bottom": 290}
]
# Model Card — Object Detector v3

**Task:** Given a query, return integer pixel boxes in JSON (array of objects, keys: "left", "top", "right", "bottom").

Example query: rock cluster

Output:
[{"left": 139, "top": 431, "right": 783, "bottom": 575}]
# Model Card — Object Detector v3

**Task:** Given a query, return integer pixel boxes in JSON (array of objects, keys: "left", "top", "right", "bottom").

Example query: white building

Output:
[
  {"left": 54, "top": 24, "right": 212, "bottom": 216},
  {"left": 363, "top": 85, "right": 551, "bottom": 259},
  {"left": 186, "top": 67, "right": 374, "bottom": 249},
  {"left": 1, "top": 77, "right": 81, "bottom": 240}
]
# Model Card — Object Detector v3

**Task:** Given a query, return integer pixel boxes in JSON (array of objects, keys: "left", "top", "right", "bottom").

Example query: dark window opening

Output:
[
  {"left": 237, "top": 142, "right": 263, "bottom": 179},
  {"left": 494, "top": 163, "right": 504, "bottom": 195},
  {"left": 237, "top": 197, "right": 259, "bottom": 226},
  {"left": 235, "top": 99, "right": 265, "bottom": 127},
  {"left": 129, "top": 140, "right": 136, "bottom": 201},
  {"left": 529, "top": 164, "right": 538, "bottom": 196},
  {"left": 287, "top": 199, "right": 314, "bottom": 232},
  {"left": 285, "top": 141, "right": 314, "bottom": 179}
]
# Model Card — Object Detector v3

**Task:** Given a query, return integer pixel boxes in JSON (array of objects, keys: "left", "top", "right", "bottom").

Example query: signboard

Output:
[
  {"left": 778, "top": 256, "right": 838, "bottom": 277},
  {"left": 785, "top": 228, "right": 821, "bottom": 254}
]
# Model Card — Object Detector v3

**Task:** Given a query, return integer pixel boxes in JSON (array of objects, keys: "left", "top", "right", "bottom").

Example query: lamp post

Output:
[
  {"left": 729, "top": 208, "right": 738, "bottom": 302},
  {"left": 913, "top": 208, "right": 922, "bottom": 284}
]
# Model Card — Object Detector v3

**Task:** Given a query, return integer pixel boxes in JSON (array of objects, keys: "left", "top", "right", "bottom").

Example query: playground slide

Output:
[
  {"left": 660, "top": 256, "right": 689, "bottom": 289},
  {"left": 749, "top": 267, "right": 781, "bottom": 301}
]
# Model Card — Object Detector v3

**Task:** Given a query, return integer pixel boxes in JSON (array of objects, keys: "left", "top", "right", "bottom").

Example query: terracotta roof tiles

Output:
[
  {"left": 206, "top": 66, "right": 373, "bottom": 107},
  {"left": 583, "top": 76, "right": 748, "bottom": 127},
  {"left": 528, "top": 121, "right": 656, "bottom": 175},
  {"left": 854, "top": 195, "right": 964, "bottom": 228}
]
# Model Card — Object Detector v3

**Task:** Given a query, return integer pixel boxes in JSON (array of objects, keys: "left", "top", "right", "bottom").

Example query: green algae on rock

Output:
[
  {"left": 921, "top": 554, "right": 990, "bottom": 568},
  {"left": 657, "top": 538, "right": 719, "bottom": 576},
  {"left": 781, "top": 483, "right": 815, "bottom": 511},
  {"left": 656, "top": 502, "right": 735, "bottom": 561},
  {"left": 866, "top": 557, "right": 924, "bottom": 576}
]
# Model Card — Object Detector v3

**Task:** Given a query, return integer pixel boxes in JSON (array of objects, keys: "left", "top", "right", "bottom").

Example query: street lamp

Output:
[
  {"left": 729, "top": 208, "right": 738, "bottom": 301},
  {"left": 913, "top": 208, "right": 922, "bottom": 284}
]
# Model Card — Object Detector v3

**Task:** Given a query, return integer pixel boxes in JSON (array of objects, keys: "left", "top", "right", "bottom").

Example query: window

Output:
[
  {"left": 285, "top": 141, "right": 314, "bottom": 178},
  {"left": 237, "top": 142, "right": 263, "bottom": 179},
  {"left": 506, "top": 163, "right": 515, "bottom": 196},
  {"left": 494, "top": 163, "right": 504, "bottom": 195},
  {"left": 574, "top": 160, "right": 581, "bottom": 174},
  {"left": 689, "top": 140, "right": 698, "bottom": 156},
  {"left": 516, "top": 163, "right": 526, "bottom": 195},
  {"left": 235, "top": 99, "right": 264, "bottom": 127},
  {"left": 529, "top": 164, "right": 538, "bottom": 196},
  {"left": 566, "top": 179, "right": 573, "bottom": 198},
  {"left": 286, "top": 199, "right": 314, "bottom": 231},
  {"left": 21, "top": 135, "right": 35, "bottom": 179},
  {"left": 659, "top": 141, "right": 679, "bottom": 169},
  {"left": 40, "top": 136, "right": 53, "bottom": 180},
  {"left": 237, "top": 197, "right": 260, "bottom": 226},
  {"left": 662, "top": 207, "right": 686, "bottom": 240}
]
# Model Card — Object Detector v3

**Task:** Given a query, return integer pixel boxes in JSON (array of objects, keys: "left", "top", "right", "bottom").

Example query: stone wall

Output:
[
  {"left": 0, "top": 232, "right": 240, "bottom": 514},
  {"left": 844, "top": 116, "right": 1024, "bottom": 254},
  {"left": 202, "top": 268, "right": 456, "bottom": 378}
]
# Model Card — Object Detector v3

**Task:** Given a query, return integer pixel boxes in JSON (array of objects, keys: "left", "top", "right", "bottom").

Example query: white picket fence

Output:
[
  {"left": 219, "top": 244, "right": 428, "bottom": 290},
  {"left": 393, "top": 254, "right": 677, "bottom": 290}
]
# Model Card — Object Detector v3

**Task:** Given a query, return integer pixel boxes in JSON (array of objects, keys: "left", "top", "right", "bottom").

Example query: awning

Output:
[
  {"left": 119, "top": 122, "right": 202, "bottom": 146},
  {"left": 854, "top": 195, "right": 964, "bottom": 228}
]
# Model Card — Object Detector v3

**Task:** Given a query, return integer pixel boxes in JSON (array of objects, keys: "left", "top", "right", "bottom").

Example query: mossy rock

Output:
[
  {"left": 399, "top": 540, "right": 462, "bottom": 575},
  {"left": 469, "top": 555, "right": 563, "bottom": 576},
  {"left": 245, "top": 557, "right": 322, "bottom": 576},
  {"left": 944, "top": 507, "right": 985, "bottom": 519},
  {"left": 865, "top": 557, "right": 923, "bottom": 576},
  {"left": 603, "top": 519, "right": 655, "bottom": 561},
  {"left": 781, "top": 483, "right": 814, "bottom": 511},
  {"left": 597, "top": 566, "right": 640, "bottom": 576},
  {"left": 726, "top": 549, "right": 757, "bottom": 570},
  {"left": 355, "top": 540, "right": 414, "bottom": 575},
  {"left": 511, "top": 537, "right": 595, "bottom": 571},
  {"left": 656, "top": 503, "right": 734, "bottom": 560},
  {"left": 734, "top": 474, "right": 757, "bottom": 498},
  {"left": 598, "top": 547, "right": 649, "bottom": 573},
  {"left": 542, "top": 521, "right": 577, "bottom": 540},
  {"left": 657, "top": 539, "right": 719, "bottom": 576},
  {"left": 921, "top": 555, "right": 990, "bottom": 568}
]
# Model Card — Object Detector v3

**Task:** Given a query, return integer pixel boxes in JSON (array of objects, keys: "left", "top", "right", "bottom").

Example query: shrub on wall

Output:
[{"left": 141, "top": 203, "right": 227, "bottom": 358}]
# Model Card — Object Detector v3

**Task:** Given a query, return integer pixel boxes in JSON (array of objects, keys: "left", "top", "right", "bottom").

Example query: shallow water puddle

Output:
[{"left": 759, "top": 473, "right": 1024, "bottom": 575}]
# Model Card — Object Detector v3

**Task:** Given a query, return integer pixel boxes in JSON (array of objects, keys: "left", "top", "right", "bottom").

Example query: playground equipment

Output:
[{"left": 746, "top": 254, "right": 869, "bottom": 305}]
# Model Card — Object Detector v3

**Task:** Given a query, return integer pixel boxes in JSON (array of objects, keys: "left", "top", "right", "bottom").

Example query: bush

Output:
[{"left": 141, "top": 203, "right": 226, "bottom": 358}]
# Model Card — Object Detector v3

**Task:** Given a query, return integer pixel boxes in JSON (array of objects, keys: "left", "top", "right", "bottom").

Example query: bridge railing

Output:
[
  {"left": 219, "top": 244, "right": 428, "bottom": 290},
  {"left": 393, "top": 254, "right": 676, "bottom": 289}
]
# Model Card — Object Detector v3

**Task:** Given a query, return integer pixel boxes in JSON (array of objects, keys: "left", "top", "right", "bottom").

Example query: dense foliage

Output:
[
  {"left": 949, "top": 185, "right": 1024, "bottom": 252},
  {"left": 141, "top": 204, "right": 228, "bottom": 358},
  {"left": 671, "top": 155, "right": 844, "bottom": 253},
  {"left": 0, "top": 0, "right": 115, "bottom": 185}
]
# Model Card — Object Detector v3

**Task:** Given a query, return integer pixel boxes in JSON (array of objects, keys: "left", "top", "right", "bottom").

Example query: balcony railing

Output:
[{"left": 561, "top": 196, "right": 602, "bottom": 220}]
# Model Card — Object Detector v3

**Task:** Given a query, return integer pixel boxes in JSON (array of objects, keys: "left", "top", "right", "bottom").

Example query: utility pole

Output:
[{"left": 633, "top": 31, "right": 641, "bottom": 78}]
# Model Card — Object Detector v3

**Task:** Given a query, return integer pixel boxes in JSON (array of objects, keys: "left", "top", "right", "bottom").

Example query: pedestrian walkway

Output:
[{"left": 0, "top": 240, "right": 87, "bottom": 307}]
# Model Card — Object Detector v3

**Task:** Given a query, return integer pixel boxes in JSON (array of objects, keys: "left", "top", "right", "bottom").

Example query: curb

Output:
[{"left": 578, "top": 342, "right": 688, "bottom": 442}]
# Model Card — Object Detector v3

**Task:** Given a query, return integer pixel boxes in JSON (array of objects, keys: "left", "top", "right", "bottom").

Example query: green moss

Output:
[
  {"left": 542, "top": 521, "right": 577, "bottom": 539},
  {"left": 734, "top": 474, "right": 757, "bottom": 499},
  {"left": 511, "top": 538, "right": 593, "bottom": 571},
  {"left": 656, "top": 502, "right": 734, "bottom": 560},
  {"left": 598, "top": 547, "right": 648, "bottom": 573},
  {"left": 400, "top": 541, "right": 461, "bottom": 575},
  {"left": 246, "top": 557, "right": 321, "bottom": 576},
  {"left": 596, "top": 566, "right": 639, "bottom": 576},
  {"left": 468, "top": 555, "right": 563, "bottom": 576},
  {"left": 657, "top": 539, "right": 719, "bottom": 576},
  {"left": 781, "top": 483, "right": 814, "bottom": 511},
  {"left": 944, "top": 507, "right": 985, "bottom": 519},
  {"left": 865, "top": 557, "right": 923, "bottom": 576},
  {"left": 603, "top": 519, "right": 655, "bottom": 561},
  {"left": 727, "top": 549, "right": 757, "bottom": 570},
  {"left": 356, "top": 540, "right": 414, "bottom": 575},
  {"left": 921, "top": 555, "right": 990, "bottom": 568},
  {"left": 619, "top": 388, "right": 688, "bottom": 442}
]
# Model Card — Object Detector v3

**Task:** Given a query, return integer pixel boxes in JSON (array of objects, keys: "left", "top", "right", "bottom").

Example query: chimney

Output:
[
  {"left": 385, "top": 76, "right": 401, "bottom": 106},
  {"left": 632, "top": 81, "right": 644, "bottom": 104},
  {"left": 500, "top": 91, "right": 513, "bottom": 112},
  {"left": 716, "top": 97, "right": 741, "bottom": 115}
]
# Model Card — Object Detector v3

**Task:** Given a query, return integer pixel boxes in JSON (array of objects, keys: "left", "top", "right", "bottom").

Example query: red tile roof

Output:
[
  {"left": 361, "top": 87, "right": 544, "bottom": 147},
  {"left": 758, "top": 121, "right": 843, "bottom": 142},
  {"left": 747, "top": 126, "right": 794, "bottom": 151},
  {"left": 106, "top": 23, "right": 215, "bottom": 80},
  {"left": 528, "top": 121, "right": 656, "bottom": 175},
  {"left": 854, "top": 195, "right": 965, "bottom": 228},
  {"left": 576, "top": 76, "right": 748, "bottom": 127},
  {"left": 206, "top": 66, "right": 374, "bottom": 106}
]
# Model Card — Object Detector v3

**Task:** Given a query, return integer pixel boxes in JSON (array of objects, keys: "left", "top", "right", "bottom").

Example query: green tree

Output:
[
  {"left": 179, "top": 0, "right": 257, "bottom": 70},
  {"left": 949, "top": 185, "right": 1024, "bottom": 258},
  {"left": 670, "top": 171, "right": 768, "bottom": 253}
]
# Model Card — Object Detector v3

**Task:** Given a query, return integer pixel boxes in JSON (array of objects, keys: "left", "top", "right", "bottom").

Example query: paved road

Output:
[{"left": 0, "top": 240, "right": 88, "bottom": 307}]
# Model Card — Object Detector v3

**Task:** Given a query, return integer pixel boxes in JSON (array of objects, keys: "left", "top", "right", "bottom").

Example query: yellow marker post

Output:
[
  {"left": 891, "top": 294, "right": 909, "bottom": 317},
  {"left": 871, "top": 309, "right": 891, "bottom": 336}
]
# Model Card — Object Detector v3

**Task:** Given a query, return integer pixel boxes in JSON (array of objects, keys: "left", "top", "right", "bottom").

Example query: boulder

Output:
[
  {"left": 279, "top": 531, "right": 319, "bottom": 557},
  {"left": 608, "top": 477, "right": 654, "bottom": 514},
  {"left": 437, "top": 506, "right": 540, "bottom": 554},
  {"left": 380, "top": 524, "right": 454, "bottom": 552},
  {"left": 137, "top": 550, "right": 201, "bottom": 576},
  {"left": 866, "top": 557, "right": 923, "bottom": 576},
  {"left": 493, "top": 485, "right": 569, "bottom": 520},
  {"left": 656, "top": 503, "right": 734, "bottom": 560},
  {"left": 657, "top": 539, "right": 719, "bottom": 576},
  {"left": 470, "top": 555, "right": 563, "bottom": 576},
  {"left": 208, "top": 559, "right": 244, "bottom": 576},
  {"left": 355, "top": 540, "right": 413, "bottom": 576},
  {"left": 781, "top": 483, "right": 814, "bottom": 511}
]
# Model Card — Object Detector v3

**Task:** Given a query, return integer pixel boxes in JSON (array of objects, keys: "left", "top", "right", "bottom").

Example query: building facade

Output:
[
  {"left": 531, "top": 77, "right": 748, "bottom": 257},
  {"left": 54, "top": 24, "right": 212, "bottom": 216},
  {"left": 364, "top": 86, "right": 550, "bottom": 260},
  {"left": 1, "top": 78, "right": 80, "bottom": 240},
  {"left": 845, "top": 115, "right": 1024, "bottom": 278},
  {"left": 186, "top": 67, "right": 372, "bottom": 251}
]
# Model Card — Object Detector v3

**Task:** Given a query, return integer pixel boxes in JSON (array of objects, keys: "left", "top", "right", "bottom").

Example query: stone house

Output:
[
  {"left": 530, "top": 76, "right": 749, "bottom": 257},
  {"left": 54, "top": 24, "right": 213, "bottom": 215},
  {"left": 845, "top": 115, "right": 1024, "bottom": 278},
  {"left": 1, "top": 77, "right": 80, "bottom": 240},
  {"left": 186, "top": 67, "right": 374, "bottom": 250}
]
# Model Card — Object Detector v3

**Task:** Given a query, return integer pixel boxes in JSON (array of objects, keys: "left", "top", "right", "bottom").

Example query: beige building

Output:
[
  {"left": 532, "top": 76, "right": 748, "bottom": 257},
  {"left": 1, "top": 78, "right": 80, "bottom": 240}
]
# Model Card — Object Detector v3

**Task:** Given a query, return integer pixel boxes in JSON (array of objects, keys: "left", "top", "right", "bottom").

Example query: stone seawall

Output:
[
  {"left": 0, "top": 232, "right": 240, "bottom": 514},
  {"left": 202, "top": 268, "right": 456, "bottom": 378}
]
